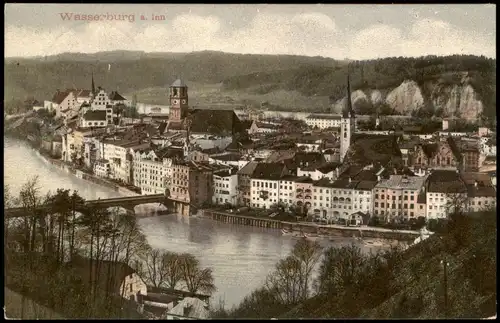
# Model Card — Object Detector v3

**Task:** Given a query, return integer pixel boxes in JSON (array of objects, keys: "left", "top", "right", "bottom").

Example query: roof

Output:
[
  {"left": 51, "top": 90, "right": 73, "bottom": 104},
  {"left": 109, "top": 91, "right": 127, "bottom": 101},
  {"left": 76, "top": 89, "right": 91, "bottom": 98},
  {"left": 188, "top": 109, "right": 245, "bottom": 136},
  {"left": 342, "top": 72, "right": 355, "bottom": 118},
  {"left": 251, "top": 162, "right": 287, "bottom": 180},
  {"left": 427, "top": 170, "right": 467, "bottom": 194},
  {"left": 375, "top": 175, "right": 426, "bottom": 190},
  {"left": 83, "top": 110, "right": 107, "bottom": 121},
  {"left": 164, "top": 297, "right": 209, "bottom": 319},
  {"left": 238, "top": 161, "right": 258, "bottom": 176},
  {"left": 306, "top": 114, "right": 341, "bottom": 120},
  {"left": 211, "top": 153, "right": 241, "bottom": 162},
  {"left": 65, "top": 256, "right": 136, "bottom": 296},
  {"left": 256, "top": 122, "right": 280, "bottom": 129},
  {"left": 460, "top": 172, "right": 496, "bottom": 198},
  {"left": 171, "top": 79, "right": 187, "bottom": 87}
]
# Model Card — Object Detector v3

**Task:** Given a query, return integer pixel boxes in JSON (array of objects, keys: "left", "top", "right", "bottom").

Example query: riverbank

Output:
[{"left": 203, "top": 210, "right": 419, "bottom": 242}]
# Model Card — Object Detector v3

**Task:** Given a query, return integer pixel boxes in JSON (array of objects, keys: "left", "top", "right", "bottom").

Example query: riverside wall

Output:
[{"left": 203, "top": 210, "right": 419, "bottom": 242}]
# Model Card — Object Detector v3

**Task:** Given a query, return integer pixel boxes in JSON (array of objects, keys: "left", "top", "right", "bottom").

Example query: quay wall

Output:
[{"left": 203, "top": 210, "right": 419, "bottom": 241}]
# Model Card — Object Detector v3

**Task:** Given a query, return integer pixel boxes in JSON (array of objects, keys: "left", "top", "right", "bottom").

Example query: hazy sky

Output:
[{"left": 4, "top": 4, "right": 496, "bottom": 59}]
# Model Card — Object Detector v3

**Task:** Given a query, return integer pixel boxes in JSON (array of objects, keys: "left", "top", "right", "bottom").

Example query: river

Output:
[{"left": 4, "top": 137, "right": 376, "bottom": 308}]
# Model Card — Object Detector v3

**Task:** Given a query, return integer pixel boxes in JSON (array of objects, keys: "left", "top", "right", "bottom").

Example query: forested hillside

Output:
[{"left": 4, "top": 51, "right": 495, "bottom": 121}]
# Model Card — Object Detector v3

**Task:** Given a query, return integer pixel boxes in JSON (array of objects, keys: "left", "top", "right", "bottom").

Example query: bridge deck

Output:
[{"left": 4, "top": 194, "right": 191, "bottom": 217}]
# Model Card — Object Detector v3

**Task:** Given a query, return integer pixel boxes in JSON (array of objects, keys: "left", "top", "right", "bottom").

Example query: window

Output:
[{"left": 130, "top": 284, "right": 133, "bottom": 292}]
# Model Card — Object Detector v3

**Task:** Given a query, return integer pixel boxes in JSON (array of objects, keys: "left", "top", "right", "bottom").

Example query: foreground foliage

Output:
[{"left": 212, "top": 210, "right": 496, "bottom": 319}]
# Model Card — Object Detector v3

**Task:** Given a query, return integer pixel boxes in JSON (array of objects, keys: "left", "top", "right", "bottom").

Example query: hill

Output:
[
  {"left": 4, "top": 51, "right": 495, "bottom": 121},
  {"left": 212, "top": 210, "right": 496, "bottom": 319}
]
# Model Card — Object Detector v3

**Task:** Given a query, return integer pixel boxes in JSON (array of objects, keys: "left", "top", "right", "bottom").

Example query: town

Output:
[{"left": 25, "top": 72, "right": 496, "bottom": 228}]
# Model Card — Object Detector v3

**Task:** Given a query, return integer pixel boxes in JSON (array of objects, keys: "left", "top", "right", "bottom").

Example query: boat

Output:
[{"left": 281, "top": 228, "right": 291, "bottom": 235}]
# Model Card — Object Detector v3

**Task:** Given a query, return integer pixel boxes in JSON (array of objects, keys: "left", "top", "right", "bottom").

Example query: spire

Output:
[
  {"left": 91, "top": 71, "right": 96, "bottom": 95},
  {"left": 343, "top": 65, "right": 355, "bottom": 118}
]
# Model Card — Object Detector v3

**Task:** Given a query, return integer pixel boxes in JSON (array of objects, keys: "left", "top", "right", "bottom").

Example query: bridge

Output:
[{"left": 4, "top": 194, "right": 193, "bottom": 218}]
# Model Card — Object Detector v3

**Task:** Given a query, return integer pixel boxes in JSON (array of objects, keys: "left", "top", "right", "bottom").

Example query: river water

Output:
[{"left": 4, "top": 137, "right": 375, "bottom": 308}]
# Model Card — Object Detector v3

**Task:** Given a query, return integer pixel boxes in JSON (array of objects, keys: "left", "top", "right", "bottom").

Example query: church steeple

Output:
[
  {"left": 91, "top": 71, "right": 96, "bottom": 96},
  {"left": 343, "top": 68, "right": 355, "bottom": 118}
]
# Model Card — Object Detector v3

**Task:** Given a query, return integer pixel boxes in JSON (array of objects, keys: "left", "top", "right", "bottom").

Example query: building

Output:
[
  {"left": 278, "top": 175, "right": 296, "bottom": 209},
  {"left": 297, "top": 162, "right": 341, "bottom": 181},
  {"left": 426, "top": 170, "right": 467, "bottom": 219},
  {"left": 212, "top": 168, "right": 239, "bottom": 206},
  {"left": 479, "top": 137, "right": 496, "bottom": 156},
  {"left": 162, "top": 297, "right": 210, "bottom": 320},
  {"left": 250, "top": 163, "right": 288, "bottom": 209},
  {"left": 169, "top": 79, "right": 189, "bottom": 123},
  {"left": 209, "top": 153, "right": 247, "bottom": 169},
  {"left": 134, "top": 147, "right": 183, "bottom": 195},
  {"left": 247, "top": 121, "right": 280, "bottom": 135},
  {"left": 80, "top": 110, "right": 108, "bottom": 128},
  {"left": 94, "top": 159, "right": 111, "bottom": 178},
  {"left": 74, "top": 89, "right": 92, "bottom": 104},
  {"left": 373, "top": 174, "right": 427, "bottom": 221},
  {"left": 100, "top": 139, "right": 148, "bottom": 184},
  {"left": 49, "top": 90, "right": 79, "bottom": 118},
  {"left": 90, "top": 87, "right": 114, "bottom": 125},
  {"left": 67, "top": 256, "right": 147, "bottom": 302},
  {"left": 340, "top": 73, "right": 355, "bottom": 163},
  {"left": 410, "top": 138, "right": 461, "bottom": 170},
  {"left": 296, "top": 137, "right": 323, "bottom": 152},
  {"left": 294, "top": 176, "right": 314, "bottom": 215},
  {"left": 304, "top": 114, "right": 342, "bottom": 129},
  {"left": 170, "top": 162, "right": 214, "bottom": 206},
  {"left": 237, "top": 161, "right": 258, "bottom": 206},
  {"left": 109, "top": 91, "right": 128, "bottom": 106},
  {"left": 461, "top": 172, "right": 497, "bottom": 213}
]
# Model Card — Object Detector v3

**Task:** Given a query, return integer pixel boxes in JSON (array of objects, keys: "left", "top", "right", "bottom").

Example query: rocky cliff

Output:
[{"left": 331, "top": 78, "right": 484, "bottom": 120}]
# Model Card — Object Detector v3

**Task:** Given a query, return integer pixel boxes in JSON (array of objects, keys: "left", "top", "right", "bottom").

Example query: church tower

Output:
[
  {"left": 340, "top": 70, "right": 356, "bottom": 163},
  {"left": 169, "top": 79, "right": 189, "bottom": 122}
]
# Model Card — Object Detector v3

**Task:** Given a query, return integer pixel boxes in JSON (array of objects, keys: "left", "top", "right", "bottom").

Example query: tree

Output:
[
  {"left": 291, "top": 238, "right": 323, "bottom": 300},
  {"left": 179, "top": 253, "right": 216, "bottom": 295},
  {"left": 140, "top": 248, "right": 183, "bottom": 289},
  {"left": 315, "top": 244, "right": 365, "bottom": 297},
  {"left": 265, "top": 256, "right": 303, "bottom": 306}
]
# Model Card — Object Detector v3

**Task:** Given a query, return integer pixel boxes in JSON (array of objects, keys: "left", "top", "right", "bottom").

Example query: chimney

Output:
[
  {"left": 474, "top": 180, "right": 478, "bottom": 188},
  {"left": 336, "top": 168, "right": 339, "bottom": 178},
  {"left": 348, "top": 177, "right": 352, "bottom": 183}
]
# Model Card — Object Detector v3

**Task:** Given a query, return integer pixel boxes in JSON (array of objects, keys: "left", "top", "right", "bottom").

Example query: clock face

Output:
[
  {"left": 182, "top": 99, "right": 187, "bottom": 104},
  {"left": 172, "top": 99, "right": 179, "bottom": 105}
]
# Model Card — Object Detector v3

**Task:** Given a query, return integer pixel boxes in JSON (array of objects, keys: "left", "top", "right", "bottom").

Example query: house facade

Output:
[{"left": 212, "top": 168, "right": 238, "bottom": 205}]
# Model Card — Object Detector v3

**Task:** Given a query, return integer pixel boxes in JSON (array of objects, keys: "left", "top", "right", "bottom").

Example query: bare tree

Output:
[
  {"left": 291, "top": 238, "right": 323, "bottom": 300},
  {"left": 141, "top": 248, "right": 168, "bottom": 288},
  {"left": 162, "top": 251, "right": 184, "bottom": 289},
  {"left": 265, "top": 256, "right": 303, "bottom": 306},
  {"left": 179, "top": 253, "right": 216, "bottom": 295}
]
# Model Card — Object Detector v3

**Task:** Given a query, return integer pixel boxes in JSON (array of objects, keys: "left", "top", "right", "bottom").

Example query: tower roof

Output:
[
  {"left": 171, "top": 79, "right": 187, "bottom": 87},
  {"left": 342, "top": 68, "right": 355, "bottom": 118}
]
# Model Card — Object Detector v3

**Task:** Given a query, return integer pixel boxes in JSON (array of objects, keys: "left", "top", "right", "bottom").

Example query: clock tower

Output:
[{"left": 169, "top": 79, "right": 189, "bottom": 122}]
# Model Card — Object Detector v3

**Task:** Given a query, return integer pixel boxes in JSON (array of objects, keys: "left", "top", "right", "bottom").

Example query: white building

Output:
[
  {"left": 213, "top": 168, "right": 239, "bottom": 205},
  {"left": 297, "top": 163, "right": 340, "bottom": 181},
  {"left": 49, "top": 90, "right": 79, "bottom": 119},
  {"left": 250, "top": 163, "right": 288, "bottom": 209},
  {"left": 80, "top": 110, "right": 108, "bottom": 128},
  {"left": 99, "top": 139, "right": 149, "bottom": 184},
  {"left": 461, "top": 173, "right": 497, "bottom": 213},
  {"left": 426, "top": 170, "right": 466, "bottom": 219},
  {"left": 278, "top": 176, "right": 296, "bottom": 208},
  {"left": 247, "top": 121, "right": 280, "bottom": 135},
  {"left": 311, "top": 179, "right": 334, "bottom": 220},
  {"left": 90, "top": 88, "right": 114, "bottom": 125},
  {"left": 209, "top": 153, "right": 249, "bottom": 169},
  {"left": 74, "top": 89, "right": 92, "bottom": 104},
  {"left": 94, "top": 159, "right": 111, "bottom": 178},
  {"left": 133, "top": 147, "right": 182, "bottom": 195},
  {"left": 304, "top": 114, "right": 342, "bottom": 129},
  {"left": 479, "top": 137, "right": 496, "bottom": 156},
  {"left": 296, "top": 138, "right": 323, "bottom": 152},
  {"left": 108, "top": 91, "right": 129, "bottom": 106}
]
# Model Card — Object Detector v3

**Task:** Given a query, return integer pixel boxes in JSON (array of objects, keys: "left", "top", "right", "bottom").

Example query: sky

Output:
[{"left": 4, "top": 4, "right": 496, "bottom": 59}]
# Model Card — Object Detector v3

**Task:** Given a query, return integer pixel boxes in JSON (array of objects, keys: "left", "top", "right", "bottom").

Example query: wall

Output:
[{"left": 120, "top": 273, "right": 148, "bottom": 301}]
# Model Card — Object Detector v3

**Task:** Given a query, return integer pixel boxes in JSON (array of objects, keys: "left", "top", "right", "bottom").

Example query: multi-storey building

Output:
[
  {"left": 426, "top": 170, "right": 467, "bottom": 219},
  {"left": 278, "top": 176, "right": 296, "bottom": 208},
  {"left": 213, "top": 168, "right": 238, "bottom": 206},
  {"left": 294, "top": 177, "right": 314, "bottom": 215},
  {"left": 237, "top": 161, "right": 258, "bottom": 206},
  {"left": 461, "top": 172, "right": 497, "bottom": 213},
  {"left": 170, "top": 161, "right": 214, "bottom": 206},
  {"left": 133, "top": 147, "right": 183, "bottom": 195},
  {"left": 373, "top": 175, "right": 427, "bottom": 221},
  {"left": 304, "top": 114, "right": 342, "bottom": 129},
  {"left": 410, "top": 138, "right": 461, "bottom": 170},
  {"left": 250, "top": 163, "right": 288, "bottom": 209}
]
